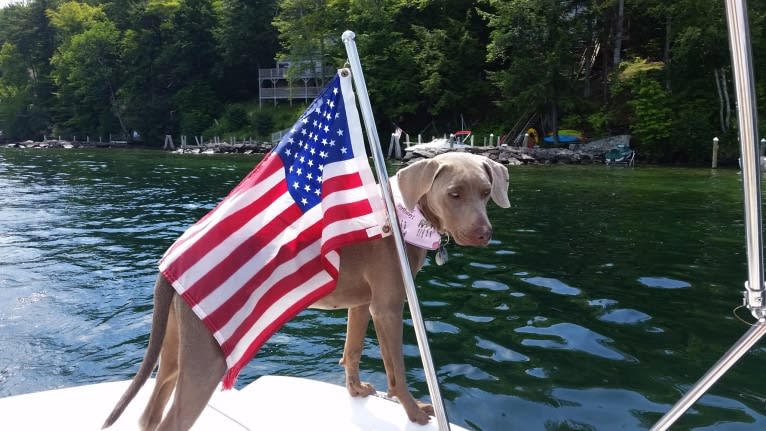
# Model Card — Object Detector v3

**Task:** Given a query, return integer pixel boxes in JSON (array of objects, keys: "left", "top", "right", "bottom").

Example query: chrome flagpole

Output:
[
  {"left": 651, "top": 1, "right": 766, "bottom": 429},
  {"left": 342, "top": 30, "right": 452, "bottom": 431}
]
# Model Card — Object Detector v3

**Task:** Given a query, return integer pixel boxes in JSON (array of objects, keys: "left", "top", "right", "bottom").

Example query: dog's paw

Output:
[
  {"left": 407, "top": 407, "right": 431, "bottom": 425},
  {"left": 346, "top": 380, "right": 376, "bottom": 397},
  {"left": 416, "top": 400, "right": 435, "bottom": 416}
]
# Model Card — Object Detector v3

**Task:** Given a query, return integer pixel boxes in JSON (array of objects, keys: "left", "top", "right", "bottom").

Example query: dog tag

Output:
[{"left": 435, "top": 245, "right": 448, "bottom": 266}]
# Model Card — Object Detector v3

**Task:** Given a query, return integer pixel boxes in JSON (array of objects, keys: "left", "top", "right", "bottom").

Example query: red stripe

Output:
[
  {"left": 323, "top": 171, "right": 363, "bottom": 194},
  {"left": 322, "top": 227, "right": 380, "bottom": 259},
  {"left": 323, "top": 198, "right": 373, "bottom": 225},
  {"left": 200, "top": 216, "right": 323, "bottom": 330}
]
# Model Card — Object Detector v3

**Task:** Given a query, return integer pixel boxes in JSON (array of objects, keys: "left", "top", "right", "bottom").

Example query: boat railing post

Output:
[
  {"left": 342, "top": 30, "right": 452, "bottom": 431},
  {"left": 651, "top": 1, "right": 766, "bottom": 429},
  {"left": 712, "top": 137, "right": 719, "bottom": 168},
  {"left": 726, "top": 0, "right": 766, "bottom": 320}
]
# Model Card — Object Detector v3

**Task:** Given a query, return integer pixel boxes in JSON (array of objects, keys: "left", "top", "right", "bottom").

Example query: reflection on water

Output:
[{"left": 1, "top": 149, "right": 765, "bottom": 430}]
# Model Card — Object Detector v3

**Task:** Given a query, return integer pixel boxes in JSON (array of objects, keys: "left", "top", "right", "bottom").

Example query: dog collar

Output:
[{"left": 389, "top": 177, "right": 442, "bottom": 251}]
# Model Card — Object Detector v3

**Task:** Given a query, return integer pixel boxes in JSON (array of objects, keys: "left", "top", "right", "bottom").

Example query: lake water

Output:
[{"left": 1, "top": 148, "right": 765, "bottom": 430}]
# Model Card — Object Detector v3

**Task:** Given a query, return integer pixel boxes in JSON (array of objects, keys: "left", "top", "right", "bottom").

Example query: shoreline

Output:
[{"left": 2, "top": 135, "right": 636, "bottom": 165}]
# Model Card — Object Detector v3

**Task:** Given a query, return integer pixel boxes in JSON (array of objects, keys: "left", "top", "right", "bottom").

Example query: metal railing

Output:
[{"left": 651, "top": 1, "right": 766, "bottom": 429}]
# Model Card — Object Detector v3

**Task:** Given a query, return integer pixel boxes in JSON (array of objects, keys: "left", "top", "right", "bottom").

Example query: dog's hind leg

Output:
[
  {"left": 340, "top": 304, "right": 376, "bottom": 397},
  {"left": 138, "top": 296, "right": 181, "bottom": 431},
  {"left": 155, "top": 295, "right": 226, "bottom": 431},
  {"left": 102, "top": 275, "right": 176, "bottom": 429}
]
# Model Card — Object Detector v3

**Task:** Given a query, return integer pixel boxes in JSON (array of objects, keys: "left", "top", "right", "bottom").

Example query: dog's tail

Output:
[{"left": 102, "top": 275, "right": 175, "bottom": 429}]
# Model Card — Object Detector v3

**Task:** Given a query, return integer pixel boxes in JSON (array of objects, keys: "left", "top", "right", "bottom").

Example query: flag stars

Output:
[{"left": 275, "top": 75, "right": 357, "bottom": 211}]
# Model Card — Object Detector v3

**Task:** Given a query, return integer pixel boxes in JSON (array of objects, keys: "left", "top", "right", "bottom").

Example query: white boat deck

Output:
[{"left": 0, "top": 375, "right": 468, "bottom": 430}]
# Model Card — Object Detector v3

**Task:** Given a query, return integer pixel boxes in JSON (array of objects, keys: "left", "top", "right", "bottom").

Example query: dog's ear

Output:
[
  {"left": 484, "top": 159, "right": 511, "bottom": 208},
  {"left": 396, "top": 158, "right": 441, "bottom": 210}
]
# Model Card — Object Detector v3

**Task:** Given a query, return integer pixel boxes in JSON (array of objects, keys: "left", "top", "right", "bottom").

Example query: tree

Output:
[
  {"left": 170, "top": 0, "right": 221, "bottom": 135},
  {"left": 217, "top": 0, "right": 279, "bottom": 101},
  {"left": 0, "top": 0, "right": 57, "bottom": 139},
  {"left": 48, "top": 2, "right": 124, "bottom": 136},
  {"left": 115, "top": 0, "right": 183, "bottom": 143},
  {"left": 482, "top": 0, "right": 594, "bottom": 141}
]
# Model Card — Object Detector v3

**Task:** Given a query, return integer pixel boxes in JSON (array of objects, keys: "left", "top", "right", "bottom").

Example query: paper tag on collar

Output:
[
  {"left": 395, "top": 202, "right": 441, "bottom": 250},
  {"left": 390, "top": 177, "right": 441, "bottom": 250}
]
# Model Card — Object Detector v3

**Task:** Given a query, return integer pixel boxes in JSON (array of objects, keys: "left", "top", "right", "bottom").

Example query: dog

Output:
[{"left": 102, "top": 151, "right": 510, "bottom": 430}]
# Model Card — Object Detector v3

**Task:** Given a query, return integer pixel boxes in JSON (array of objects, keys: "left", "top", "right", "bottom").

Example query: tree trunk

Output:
[
  {"left": 613, "top": 0, "right": 624, "bottom": 67},
  {"left": 551, "top": 104, "right": 559, "bottom": 146},
  {"left": 664, "top": 15, "right": 671, "bottom": 90},
  {"left": 714, "top": 68, "right": 725, "bottom": 132},
  {"left": 722, "top": 68, "right": 731, "bottom": 131}
]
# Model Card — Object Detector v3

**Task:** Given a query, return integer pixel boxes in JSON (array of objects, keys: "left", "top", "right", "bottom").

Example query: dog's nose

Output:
[{"left": 475, "top": 225, "right": 492, "bottom": 245}]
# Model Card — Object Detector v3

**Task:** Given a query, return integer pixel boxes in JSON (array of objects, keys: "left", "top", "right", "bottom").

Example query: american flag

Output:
[{"left": 159, "top": 70, "right": 386, "bottom": 388}]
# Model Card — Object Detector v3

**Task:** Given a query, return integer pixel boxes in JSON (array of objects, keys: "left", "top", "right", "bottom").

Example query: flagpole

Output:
[{"left": 342, "top": 30, "right": 452, "bottom": 431}]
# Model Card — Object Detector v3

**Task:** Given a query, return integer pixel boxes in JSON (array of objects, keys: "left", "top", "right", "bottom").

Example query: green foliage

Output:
[
  {"left": 174, "top": 81, "right": 218, "bottom": 135},
  {"left": 627, "top": 78, "right": 673, "bottom": 158},
  {"left": 222, "top": 105, "right": 248, "bottom": 131},
  {"left": 0, "top": 0, "right": 763, "bottom": 162},
  {"left": 610, "top": 59, "right": 673, "bottom": 159},
  {"left": 49, "top": 3, "right": 123, "bottom": 135},
  {"left": 252, "top": 110, "right": 274, "bottom": 138}
]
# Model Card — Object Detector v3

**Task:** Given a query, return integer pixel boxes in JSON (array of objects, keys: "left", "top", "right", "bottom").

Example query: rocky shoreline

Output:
[
  {"left": 402, "top": 135, "right": 632, "bottom": 165},
  {"left": 3, "top": 138, "right": 273, "bottom": 154},
  {"left": 2, "top": 134, "right": 631, "bottom": 165}
]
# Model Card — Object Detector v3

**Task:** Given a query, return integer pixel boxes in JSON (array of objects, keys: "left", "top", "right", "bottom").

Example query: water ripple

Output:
[
  {"left": 521, "top": 276, "right": 582, "bottom": 296},
  {"left": 516, "top": 322, "right": 636, "bottom": 361},
  {"left": 638, "top": 276, "right": 691, "bottom": 289}
]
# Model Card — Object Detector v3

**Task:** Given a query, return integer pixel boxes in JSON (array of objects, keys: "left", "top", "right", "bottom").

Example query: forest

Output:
[{"left": 1, "top": 0, "right": 765, "bottom": 163}]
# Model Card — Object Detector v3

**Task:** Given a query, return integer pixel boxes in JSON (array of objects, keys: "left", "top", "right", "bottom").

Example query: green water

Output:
[{"left": 0, "top": 148, "right": 764, "bottom": 430}]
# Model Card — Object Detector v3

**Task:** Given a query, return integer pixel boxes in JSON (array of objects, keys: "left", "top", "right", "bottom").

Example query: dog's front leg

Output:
[
  {"left": 370, "top": 302, "right": 433, "bottom": 425},
  {"left": 340, "top": 305, "right": 376, "bottom": 397}
]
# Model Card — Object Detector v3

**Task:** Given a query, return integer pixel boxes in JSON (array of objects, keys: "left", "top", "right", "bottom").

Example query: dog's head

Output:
[{"left": 396, "top": 152, "right": 510, "bottom": 247}]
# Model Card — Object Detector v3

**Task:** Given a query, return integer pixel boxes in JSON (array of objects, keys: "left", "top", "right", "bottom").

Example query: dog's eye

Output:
[
  {"left": 449, "top": 192, "right": 460, "bottom": 199},
  {"left": 482, "top": 190, "right": 491, "bottom": 198}
]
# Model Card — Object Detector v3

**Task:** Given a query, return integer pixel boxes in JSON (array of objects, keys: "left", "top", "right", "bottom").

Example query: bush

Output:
[{"left": 222, "top": 105, "right": 248, "bottom": 131}]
